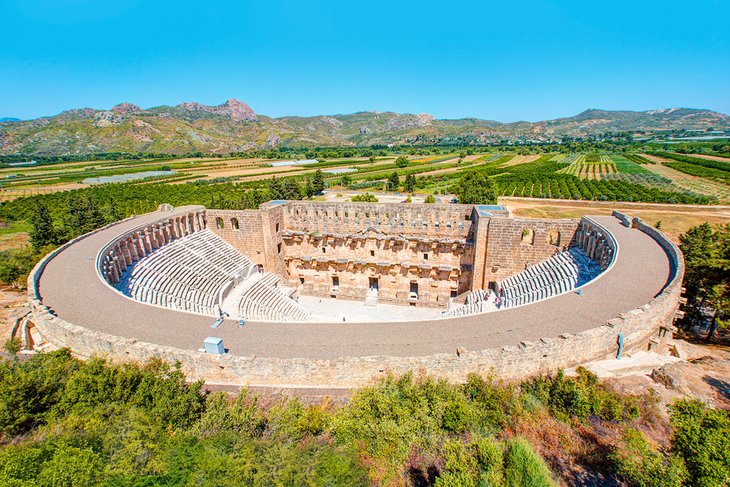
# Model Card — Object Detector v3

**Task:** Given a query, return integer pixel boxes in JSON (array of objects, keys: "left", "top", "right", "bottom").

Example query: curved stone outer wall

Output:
[{"left": 26, "top": 205, "right": 683, "bottom": 388}]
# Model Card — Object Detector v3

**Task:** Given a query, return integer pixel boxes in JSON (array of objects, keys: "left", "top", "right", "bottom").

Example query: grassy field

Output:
[{"left": 0, "top": 220, "right": 30, "bottom": 251}]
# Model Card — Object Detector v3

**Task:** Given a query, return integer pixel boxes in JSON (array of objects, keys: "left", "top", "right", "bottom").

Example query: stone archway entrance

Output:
[{"left": 368, "top": 277, "right": 379, "bottom": 296}]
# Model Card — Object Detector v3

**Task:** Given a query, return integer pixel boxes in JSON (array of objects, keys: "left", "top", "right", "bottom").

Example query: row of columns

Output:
[
  {"left": 576, "top": 222, "right": 614, "bottom": 270},
  {"left": 100, "top": 211, "right": 206, "bottom": 284}
]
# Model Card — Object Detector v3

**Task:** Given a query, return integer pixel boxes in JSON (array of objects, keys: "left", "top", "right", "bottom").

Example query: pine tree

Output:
[
  {"left": 268, "top": 177, "right": 284, "bottom": 200},
  {"left": 29, "top": 200, "right": 57, "bottom": 251},
  {"left": 64, "top": 194, "right": 86, "bottom": 236},
  {"left": 404, "top": 174, "right": 416, "bottom": 193},
  {"left": 312, "top": 170, "right": 326, "bottom": 195},
  {"left": 304, "top": 178, "right": 314, "bottom": 198},
  {"left": 106, "top": 197, "right": 122, "bottom": 222},
  {"left": 387, "top": 172, "right": 400, "bottom": 191},
  {"left": 283, "top": 178, "right": 302, "bottom": 199},
  {"left": 84, "top": 196, "right": 106, "bottom": 232}
]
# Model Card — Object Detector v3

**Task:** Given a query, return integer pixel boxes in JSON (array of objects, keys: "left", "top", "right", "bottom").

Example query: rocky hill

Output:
[{"left": 1, "top": 99, "right": 728, "bottom": 156}]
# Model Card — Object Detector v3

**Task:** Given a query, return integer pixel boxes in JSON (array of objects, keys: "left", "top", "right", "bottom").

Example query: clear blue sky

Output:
[{"left": 1, "top": 0, "right": 728, "bottom": 121}]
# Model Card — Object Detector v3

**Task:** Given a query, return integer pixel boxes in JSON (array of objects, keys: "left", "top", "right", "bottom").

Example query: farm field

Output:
[
  {"left": 645, "top": 151, "right": 730, "bottom": 184},
  {"left": 1, "top": 150, "right": 728, "bottom": 210},
  {"left": 642, "top": 161, "right": 730, "bottom": 203},
  {"left": 503, "top": 197, "right": 730, "bottom": 242},
  {"left": 500, "top": 154, "right": 541, "bottom": 167},
  {"left": 688, "top": 153, "right": 730, "bottom": 163}
]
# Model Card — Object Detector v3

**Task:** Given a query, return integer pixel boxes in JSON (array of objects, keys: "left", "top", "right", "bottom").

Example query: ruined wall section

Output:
[
  {"left": 204, "top": 209, "right": 266, "bottom": 264},
  {"left": 478, "top": 218, "right": 580, "bottom": 286},
  {"left": 283, "top": 201, "right": 477, "bottom": 238},
  {"left": 259, "top": 202, "right": 287, "bottom": 277}
]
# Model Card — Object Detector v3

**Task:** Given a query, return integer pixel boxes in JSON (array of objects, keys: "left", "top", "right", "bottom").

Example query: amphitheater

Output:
[{"left": 23, "top": 200, "right": 683, "bottom": 388}]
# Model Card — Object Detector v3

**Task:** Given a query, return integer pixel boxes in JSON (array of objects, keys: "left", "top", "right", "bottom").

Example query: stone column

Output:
[
  {"left": 111, "top": 253, "right": 121, "bottom": 281},
  {"left": 120, "top": 241, "right": 132, "bottom": 267},
  {"left": 133, "top": 233, "right": 146, "bottom": 259},
  {"left": 156, "top": 225, "right": 166, "bottom": 245},
  {"left": 174, "top": 218, "right": 182, "bottom": 238},
  {"left": 127, "top": 237, "right": 139, "bottom": 262},
  {"left": 143, "top": 230, "right": 153, "bottom": 253}
]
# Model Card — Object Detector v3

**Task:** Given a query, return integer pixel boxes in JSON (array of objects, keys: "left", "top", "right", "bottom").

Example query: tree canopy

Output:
[
  {"left": 395, "top": 156, "right": 409, "bottom": 168},
  {"left": 679, "top": 223, "right": 730, "bottom": 339},
  {"left": 387, "top": 172, "right": 400, "bottom": 191},
  {"left": 312, "top": 169, "right": 326, "bottom": 195},
  {"left": 455, "top": 170, "right": 497, "bottom": 205}
]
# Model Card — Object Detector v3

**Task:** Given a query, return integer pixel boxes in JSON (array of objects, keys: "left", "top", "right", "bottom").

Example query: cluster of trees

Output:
[
  {"left": 0, "top": 195, "right": 124, "bottom": 288},
  {"left": 268, "top": 170, "right": 326, "bottom": 200},
  {"left": 455, "top": 171, "right": 498, "bottom": 205},
  {"left": 660, "top": 141, "right": 730, "bottom": 155},
  {"left": 0, "top": 349, "right": 727, "bottom": 486},
  {"left": 678, "top": 223, "right": 729, "bottom": 339},
  {"left": 0, "top": 182, "right": 273, "bottom": 288},
  {"left": 0, "top": 182, "right": 270, "bottom": 224}
]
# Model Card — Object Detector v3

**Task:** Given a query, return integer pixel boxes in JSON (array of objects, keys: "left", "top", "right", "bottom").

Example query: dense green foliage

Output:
[
  {"left": 387, "top": 171, "right": 401, "bottom": 191},
  {"left": 351, "top": 193, "right": 378, "bottom": 202},
  {"left": 0, "top": 183, "right": 271, "bottom": 289},
  {"left": 455, "top": 170, "right": 497, "bottom": 204},
  {"left": 0, "top": 182, "right": 268, "bottom": 224},
  {"left": 1, "top": 350, "right": 726, "bottom": 486},
  {"left": 678, "top": 223, "right": 730, "bottom": 339},
  {"left": 404, "top": 173, "right": 417, "bottom": 193},
  {"left": 395, "top": 156, "right": 409, "bottom": 168}
]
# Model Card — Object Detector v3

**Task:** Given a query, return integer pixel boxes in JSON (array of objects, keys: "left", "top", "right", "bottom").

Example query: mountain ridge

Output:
[{"left": 1, "top": 99, "right": 728, "bottom": 156}]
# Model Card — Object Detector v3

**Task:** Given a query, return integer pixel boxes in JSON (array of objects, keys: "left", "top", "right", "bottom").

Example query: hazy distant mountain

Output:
[
  {"left": 0, "top": 99, "right": 727, "bottom": 156},
  {"left": 0, "top": 117, "right": 21, "bottom": 123}
]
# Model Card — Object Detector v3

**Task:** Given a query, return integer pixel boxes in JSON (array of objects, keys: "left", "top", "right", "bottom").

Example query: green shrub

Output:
[
  {"left": 351, "top": 193, "right": 378, "bottom": 202},
  {"left": 522, "top": 368, "right": 640, "bottom": 422},
  {"left": 0, "top": 245, "right": 41, "bottom": 289},
  {"left": 670, "top": 399, "right": 730, "bottom": 487},
  {"left": 0, "top": 349, "right": 80, "bottom": 436},
  {"left": 610, "top": 428, "right": 687, "bottom": 487},
  {"left": 504, "top": 437, "right": 556, "bottom": 487},
  {"left": 462, "top": 374, "right": 516, "bottom": 428},
  {"left": 36, "top": 444, "right": 103, "bottom": 487}
]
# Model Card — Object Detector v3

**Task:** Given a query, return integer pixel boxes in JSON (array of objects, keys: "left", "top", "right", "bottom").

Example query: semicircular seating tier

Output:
[
  {"left": 235, "top": 272, "right": 310, "bottom": 322},
  {"left": 442, "top": 229, "right": 611, "bottom": 318},
  {"left": 116, "top": 229, "right": 256, "bottom": 315}
]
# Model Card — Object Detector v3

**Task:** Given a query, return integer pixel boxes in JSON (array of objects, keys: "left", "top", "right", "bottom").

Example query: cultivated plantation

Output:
[{"left": 1, "top": 147, "right": 729, "bottom": 206}]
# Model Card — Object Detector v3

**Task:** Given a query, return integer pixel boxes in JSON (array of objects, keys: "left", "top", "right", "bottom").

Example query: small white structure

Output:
[{"left": 203, "top": 337, "right": 225, "bottom": 354}]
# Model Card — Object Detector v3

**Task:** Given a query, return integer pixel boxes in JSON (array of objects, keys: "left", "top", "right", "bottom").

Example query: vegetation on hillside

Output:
[
  {"left": 0, "top": 348, "right": 728, "bottom": 486},
  {"left": 1, "top": 102, "right": 728, "bottom": 157}
]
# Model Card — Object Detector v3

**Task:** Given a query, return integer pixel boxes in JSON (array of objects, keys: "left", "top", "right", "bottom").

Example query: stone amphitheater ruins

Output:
[{"left": 22, "top": 200, "right": 683, "bottom": 388}]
